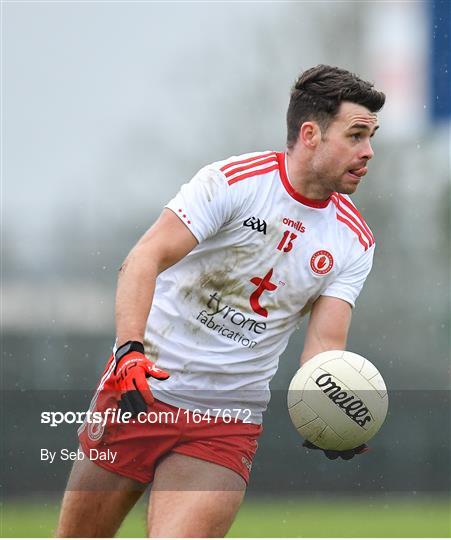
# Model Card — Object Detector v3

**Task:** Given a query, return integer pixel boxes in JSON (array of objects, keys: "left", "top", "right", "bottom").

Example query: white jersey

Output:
[{"left": 146, "top": 151, "right": 375, "bottom": 423}]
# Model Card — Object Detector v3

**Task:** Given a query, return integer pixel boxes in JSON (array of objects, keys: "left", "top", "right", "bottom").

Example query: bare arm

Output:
[
  {"left": 300, "top": 296, "right": 352, "bottom": 366},
  {"left": 115, "top": 208, "right": 198, "bottom": 346}
]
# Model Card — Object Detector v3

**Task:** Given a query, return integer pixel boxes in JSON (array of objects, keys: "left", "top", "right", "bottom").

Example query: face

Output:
[{"left": 310, "top": 101, "right": 379, "bottom": 195}]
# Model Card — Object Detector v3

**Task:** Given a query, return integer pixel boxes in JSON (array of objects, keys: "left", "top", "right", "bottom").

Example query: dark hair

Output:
[{"left": 286, "top": 65, "right": 386, "bottom": 149}]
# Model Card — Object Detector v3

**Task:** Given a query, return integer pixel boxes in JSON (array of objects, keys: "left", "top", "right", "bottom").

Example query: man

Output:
[{"left": 57, "top": 65, "right": 385, "bottom": 537}]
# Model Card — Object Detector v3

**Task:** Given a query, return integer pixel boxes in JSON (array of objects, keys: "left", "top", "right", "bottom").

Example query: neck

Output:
[{"left": 286, "top": 148, "right": 332, "bottom": 201}]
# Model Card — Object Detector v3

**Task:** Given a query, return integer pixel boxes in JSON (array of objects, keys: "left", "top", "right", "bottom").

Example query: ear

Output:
[{"left": 299, "top": 122, "right": 321, "bottom": 148}]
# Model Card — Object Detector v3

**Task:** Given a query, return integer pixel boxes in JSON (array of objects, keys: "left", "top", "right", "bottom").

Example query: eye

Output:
[{"left": 350, "top": 133, "right": 362, "bottom": 142}]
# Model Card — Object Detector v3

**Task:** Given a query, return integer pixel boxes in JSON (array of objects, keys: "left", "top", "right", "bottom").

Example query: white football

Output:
[{"left": 287, "top": 350, "right": 388, "bottom": 450}]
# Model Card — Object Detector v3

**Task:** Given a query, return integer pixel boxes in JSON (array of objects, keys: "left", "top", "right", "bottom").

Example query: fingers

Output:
[
  {"left": 118, "top": 390, "right": 148, "bottom": 416},
  {"left": 340, "top": 450, "right": 355, "bottom": 460},
  {"left": 303, "top": 439, "right": 370, "bottom": 460},
  {"left": 133, "top": 371, "right": 155, "bottom": 406},
  {"left": 146, "top": 364, "right": 170, "bottom": 380},
  {"left": 355, "top": 444, "right": 370, "bottom": 454},
  {"left": 302, "top": 440, "right": 318, "bottom": 450},
  {"left": 324, "top": 450, "right": 340, "bottom": 460},
  {"left": 113, "top": 354, "right": 169, "bottom": 417}
]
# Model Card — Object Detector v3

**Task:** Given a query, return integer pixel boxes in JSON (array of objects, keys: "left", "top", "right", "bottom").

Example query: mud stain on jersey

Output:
[
  {"left": 197, "top": 268, "right": 249, "bottom": 314},
  {"left": 300, "top": 300, "right": 314, "bottom": 318},
  {"left": 198, "top": 168, "right": 222, "bottom": 203},
  {"left": 160, "top": 323, "right": 174, "bottom": 338},
  {"left": 178, "top": 231, "right": 292, "bottom": 321},
  {"left": 183, "top": 288, "right": 194, "bottom": 302},
  {"left": 190, "top": 324, "right": 202, "bottom": 336},
  {"left": 143, "top": 338, "right": 159, "bottom": 361}
]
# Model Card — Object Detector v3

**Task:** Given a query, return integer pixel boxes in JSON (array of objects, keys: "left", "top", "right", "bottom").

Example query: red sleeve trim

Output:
[
  {"left": 220, "top": 152, "right": 276, "bottom": 173},
  {"left": 331, "top": 194, "right": 375, "bottom": 250},
  {"left": 228, "top": 164, "right": 279, "bottom": 186},
  {"left": 336, "top": 214, "right": 370, "bottom": 250},
  {"left": 336, "top": 194, "right": 375, "bottom": 244},
  {"left": 223, "top": 155, "right": 278, "bottom": 179}
]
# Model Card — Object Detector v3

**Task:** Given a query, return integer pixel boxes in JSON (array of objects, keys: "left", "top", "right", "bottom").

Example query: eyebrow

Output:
[{"left": 349, "top": 124, "right": 379, "bottom": 135}]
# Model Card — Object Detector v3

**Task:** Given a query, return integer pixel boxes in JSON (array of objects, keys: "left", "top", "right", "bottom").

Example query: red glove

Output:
[
  {"left": 113, "top": 341, "right": 170, "bottom": 416},
  {"left": 303, "top": 440, "right": 369, "bottom": 460}
]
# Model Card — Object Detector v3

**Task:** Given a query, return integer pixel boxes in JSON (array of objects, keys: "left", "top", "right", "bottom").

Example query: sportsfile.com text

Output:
[{"left": 40, "top": 408, "right": 253, "bottom": 427}]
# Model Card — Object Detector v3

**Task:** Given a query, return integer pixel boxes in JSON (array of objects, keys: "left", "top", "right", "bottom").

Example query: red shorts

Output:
[{"left": 78, "top": 360, "right": 262, "bottom": 485}]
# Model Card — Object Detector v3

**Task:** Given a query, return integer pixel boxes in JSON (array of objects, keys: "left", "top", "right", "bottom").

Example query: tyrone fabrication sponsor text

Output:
[{"left": 195, "top": 292, "right": 268, "bottom": 349}]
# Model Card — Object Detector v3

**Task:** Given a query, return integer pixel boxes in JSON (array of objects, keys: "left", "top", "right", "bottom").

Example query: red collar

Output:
[{"left": 276, "top": 152, "right": 331, "bottom": 209}]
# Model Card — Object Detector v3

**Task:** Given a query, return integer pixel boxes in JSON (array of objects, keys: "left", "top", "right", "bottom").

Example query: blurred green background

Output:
[
  {"left": 2, "top": 1, "right": 449, "bottom": 538},
  {"left": 2, "top": 497, "right": 450, "bottom": 537}
]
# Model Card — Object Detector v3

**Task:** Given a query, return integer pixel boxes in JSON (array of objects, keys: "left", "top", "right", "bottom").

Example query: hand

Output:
[
  {"left": 302, "top": 440, "right": 369, "bottom": 460},
  {"left": 113, "top": 341, "right": 170, "bottom": 417}
]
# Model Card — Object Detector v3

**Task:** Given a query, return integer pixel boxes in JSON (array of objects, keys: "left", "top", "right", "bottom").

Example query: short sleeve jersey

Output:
[{"left": 147, "top": 151, "right": 375, "bottom": 423}]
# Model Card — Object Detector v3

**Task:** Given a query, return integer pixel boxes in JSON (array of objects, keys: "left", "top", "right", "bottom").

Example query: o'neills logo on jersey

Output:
[
  {"left": 315, "top": 373, "right": 372, "bottom": 427},
  {"left": 310, "top": 250, "right": 334, "bottom": 275},
  {"left": 282, "top": 217, "right": 306, "bottom": 233}
]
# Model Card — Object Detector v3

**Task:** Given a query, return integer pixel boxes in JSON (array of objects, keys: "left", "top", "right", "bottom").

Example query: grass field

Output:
[{"left": 1, "top": 496, "right": 450, "bottom": 537}]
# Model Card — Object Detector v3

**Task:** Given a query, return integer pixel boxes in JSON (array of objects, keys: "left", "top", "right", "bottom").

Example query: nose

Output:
[{"left": 360, "top": 139, "right": 374, "bottom": 161}]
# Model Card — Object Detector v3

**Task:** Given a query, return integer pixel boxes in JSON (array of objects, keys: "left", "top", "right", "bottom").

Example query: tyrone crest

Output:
[
  {"left": 310, "top": 250, "right": 334, "bottom": 275},
  {"left": 87, "top": 418, "right": 105, "bottom": 442}
]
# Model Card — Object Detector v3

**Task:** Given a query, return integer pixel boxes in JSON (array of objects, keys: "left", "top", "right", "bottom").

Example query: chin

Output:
[{"left": 336, "top": 185, "right": 358, "bottom": 195}]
